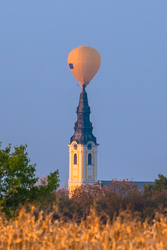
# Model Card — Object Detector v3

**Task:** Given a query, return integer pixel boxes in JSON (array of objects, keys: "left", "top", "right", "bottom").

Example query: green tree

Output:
[
  {"left": 0, "top": 143, "right": 60, "bottom": 216},
  {"left": 144, "top": 174, "right": 167, "bottom": 195},
  {"left": 33, "top": 170, "right": 60, "bottom": 209}
]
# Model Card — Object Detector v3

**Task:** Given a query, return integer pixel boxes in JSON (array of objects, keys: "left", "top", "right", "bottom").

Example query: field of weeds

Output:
[{"left": 0, "top": 207, "right": 167, "bottom": 250}]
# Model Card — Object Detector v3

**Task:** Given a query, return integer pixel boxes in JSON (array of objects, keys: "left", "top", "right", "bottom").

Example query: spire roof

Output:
[{"left": 70, "top": 85, "right": 97, "bottom": 145}]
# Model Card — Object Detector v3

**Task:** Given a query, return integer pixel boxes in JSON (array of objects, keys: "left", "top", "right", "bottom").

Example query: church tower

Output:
[
  {"left": 67, "top": 46, "right": 101, "bottom": 195},
  {"left": 68, "top": 84, "right": 98, "bottom": 194}
]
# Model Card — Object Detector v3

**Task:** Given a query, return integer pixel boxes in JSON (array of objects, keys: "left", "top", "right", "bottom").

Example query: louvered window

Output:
[
  {"left": 74, "top": 153, "right": 77, "bottom": 164},
  {"left": 88, "top": 153, "right": 92, "bottom": 165}
]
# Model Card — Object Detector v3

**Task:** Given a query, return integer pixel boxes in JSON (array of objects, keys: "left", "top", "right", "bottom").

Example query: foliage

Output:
[
  {"left": 96, "top": 179, "right": 145, "bottom": 220},
  {"left": 33, "top": 171, "right": 60, "bottom": 210},
  {"left": 55, "top": 177, "right": 167, "bottom": 223},
  {"left": 0, "top": 144, "right": 38, "bottom": 215},
  {"left": 55, "top": 180, "right": 146, "bottom": 222},
  {"left": 144, "top": 174, "right": 167, "bottom": 195},
  {"left": 0, "top": 143, "right": 60, "bottom": 216},
  {"left": 1, "top": 144, "right": 167, "bottom": 225}
]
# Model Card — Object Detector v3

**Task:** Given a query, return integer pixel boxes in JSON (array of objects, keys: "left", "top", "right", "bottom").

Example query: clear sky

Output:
[{"left": 0, "top": 1, "right": 167, "bottom": 186}]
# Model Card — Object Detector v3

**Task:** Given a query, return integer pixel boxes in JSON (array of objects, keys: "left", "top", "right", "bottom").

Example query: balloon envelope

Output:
[{"left": 68, "top": 46, "right": 101, "bottom": 88}]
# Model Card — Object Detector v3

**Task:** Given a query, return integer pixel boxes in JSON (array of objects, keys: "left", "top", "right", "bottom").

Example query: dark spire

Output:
[{"left": 70, "top": 84, "right": 97, "bottom": 145}]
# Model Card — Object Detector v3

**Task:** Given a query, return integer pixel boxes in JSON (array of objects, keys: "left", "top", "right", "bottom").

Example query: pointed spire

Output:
[{"left": 70, "top": 86, "right": 97, "bottom": 145}]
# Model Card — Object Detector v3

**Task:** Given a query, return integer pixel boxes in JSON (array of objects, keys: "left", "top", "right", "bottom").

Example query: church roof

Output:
[
  {"left": 98, "top": 180, "right": 155, "bottom": 191},
  {"left": 70, "top": 85, "right": 98, "bottom": 145}
]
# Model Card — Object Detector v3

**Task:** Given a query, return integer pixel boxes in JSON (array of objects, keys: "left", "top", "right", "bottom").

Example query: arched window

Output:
[
  {"left": 88, "top": 153, "right": 92, "bottom": 165},
  {"left": 74, "top": 153, "right": 77, "bottom": 164}
]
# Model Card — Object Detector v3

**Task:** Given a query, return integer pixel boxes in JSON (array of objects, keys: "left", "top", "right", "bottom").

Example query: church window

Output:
[
  {"left": 74, "top": 153, "right": 77, "bottom": 164},
  {"left": 88, "top": 153, "right": 92, "bottom": 165}
]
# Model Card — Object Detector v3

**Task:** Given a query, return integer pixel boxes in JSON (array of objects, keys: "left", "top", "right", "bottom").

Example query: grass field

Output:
[{"left": 0, "top": 207, "right": 167, "bottom": 250}]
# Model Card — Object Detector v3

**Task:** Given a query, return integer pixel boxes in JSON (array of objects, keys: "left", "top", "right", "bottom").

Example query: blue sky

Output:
[{"left": 0, "top": 1, "right": 167, "bottom": 186}]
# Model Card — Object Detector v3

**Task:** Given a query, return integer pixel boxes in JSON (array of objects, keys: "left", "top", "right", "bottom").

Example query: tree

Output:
[
  {"left": 144, "top": 174, "right": 167, "bottom": 195},
  {"left": 33, "top": 170, "right": 60, "bottom": 209},
  {"left": 0, "top": 143, "right": 60, "bottom": 216}
]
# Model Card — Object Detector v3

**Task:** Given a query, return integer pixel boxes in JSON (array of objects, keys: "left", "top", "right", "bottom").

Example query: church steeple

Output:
[
  {"left": 70, "top": 84, "right": 97, "bottom": 145},
  {"left": 68, "top": 86, "right": 98, "bottom": 196}
]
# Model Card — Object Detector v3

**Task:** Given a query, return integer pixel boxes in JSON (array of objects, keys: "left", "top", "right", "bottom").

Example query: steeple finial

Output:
[{"left": 82, "top": 83, "right": 85, "bottom": 92}]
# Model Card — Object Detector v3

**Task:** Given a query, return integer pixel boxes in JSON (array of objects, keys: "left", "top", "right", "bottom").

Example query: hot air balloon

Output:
[{"left": 68, "top": 46, "right": 101, "bottom": 89}]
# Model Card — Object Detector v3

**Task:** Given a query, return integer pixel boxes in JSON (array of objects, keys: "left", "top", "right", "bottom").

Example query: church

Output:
[{"left": 68, "top": 83, "right": 98, "bottom": 194}]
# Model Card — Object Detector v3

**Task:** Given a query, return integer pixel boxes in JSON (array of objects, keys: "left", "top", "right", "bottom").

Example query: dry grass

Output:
[{"left": 0, "top": 207, "right": 167, "bottom": 250}]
